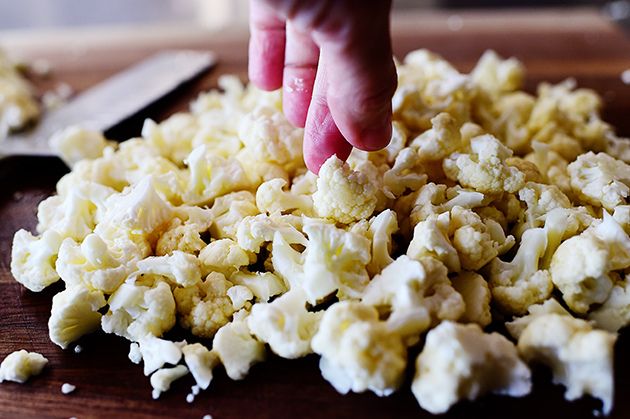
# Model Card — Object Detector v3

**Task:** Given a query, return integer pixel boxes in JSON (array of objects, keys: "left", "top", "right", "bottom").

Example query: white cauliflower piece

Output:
[
  {"left": 198, "top": 239, "right": 254, "bottom": 277},
  {"left": 451, "top": 271, "right": 492, "bottom": 327},
  {"left": 141, "top": 113, "right": 198, "bottom": 165},
  {"left": 173, "top": 272, "right": 234, "bottom": 338},
  {"left": 182, "top": 343, "right": 218, "bottom": 390},
  {"left": 101, "top": 280, "right": 176, "bottom": 341},
  {"left": 150, "top": 365, "right": 189, "bottom": 399},
  {"left": 49, "top": 126, "right": 110, "bottom": 167},
  {"left": 55, "top": 234, "right": 127, "bottom": 293},
  {"left": 517, "top": 314, "right": 617, "bottom": 415},
  {"left": 406, "top": 182, "right": 486, "bottom": 227},
  {"left": 155, "top": 210, "right": 209, "bottom": 256},
  {"left": 227, "top": 285, "right": 254, "bottom": 310},
  {"left": 568, "top": 151, "right": 630, "bottom": 210},
  {"left": 407, "top": 212, "right": 460, "bottom": 272},
  {"left": 10, "top": 229, "right": 63, "bottom": 292},
  {"left": 311, "top": 301, "right": 408, "bottom": 397},
  {"left": 128, "top": 343, "right": 142, "bottom": 364},
  {"left": 255, "top": 178, "right": 313, "bottom": 216},
  {"left": 487, "top": 227, "right": 553, "bottom": 315},
  {"left": 550, "top": 212, "right": 630, "bottom": 313},
  {"left": 300, "top": 222, "right": 371, "bottom": 303},
  {"left": 443, "top": 134, "right": 525, "bottom": 194},
  {"left": 362, "top": 255, "right": 463, "bottom": 341},
  {"left": 184, "top": 144, "right": 252, "bottom": 206},
  {"left": 589, "top": 276, "right": 630, "bottom": 332},
  {"left": 0, "top": 350, "right": 48, "bottom": 384},
  {"left": 382, "top": 148, "right": 427, "bottom": 199},
  {"left": 48, "top": 286, "right": 107, "bottom": 349},
  {"left": 136, "top": 251, "right": 202, "bottom": 288},
  {"left": 366, "top": 209, "right": 399, "bottom": 276},
  {"left": 516, "top": 182, "right": 572, "bottom": 232},
  {"left": 505, "top": 299, "right": 571, "bottom": 339},
  {"left": 471, "top": 50, "right": 524, "bottom": 94},
  {"left": 411, "top": 321, "right": 531, "bottom": 414},
  {"left": 313, "top": 155, "right": 377, "bottom": 224},
  {"left": 236, "top": 213, "right": 306, "bottom": 253},
  {"left": 229, "top": 271, "right": 287, "bottom": 303},
  {"left": 138, "top": 335, "right": 184, "bottom": 376},
  {"left": 409, "top": 112, "right": 463, "bottom": 161},
  {"left": 207, "top": 191, "right": 259, "bottom": 240},
  {"left": 213, "top": 310, "right": 266, "bottom": 380},
  {"left": 247, "top": 288, "right": 322, "bottom": 359}
]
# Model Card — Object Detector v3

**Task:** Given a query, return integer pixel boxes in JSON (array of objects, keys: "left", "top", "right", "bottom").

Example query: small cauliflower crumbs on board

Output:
[{"left": 8, "top": 49, "right": 630, "bottom": 415}]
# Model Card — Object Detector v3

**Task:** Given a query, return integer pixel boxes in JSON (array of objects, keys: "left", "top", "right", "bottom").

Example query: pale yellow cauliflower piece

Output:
[
  {"left": 150, "top": 365, "right": 189, "bottom": 399},
  {"left": 0, "top": 350, "right": 48, "bottom": 384},
  {"left": 589, "top": 276, "right": 630, "bottom": 332},
  {"left": 182, "top": 343, "right": 218, "bottom": 390},
  {"left": 136, "top": 251, "right": 202, "bottom": 288},
  {"left": 198, "top": 239, "right": 254, "bottom": 277},
  {"left": 207, "top": 191, "right": 259, "bottom": 240},
  {"left": 409, "top": 112, "right": 463, "bottom": 161},
  {"left": 255, "top": 178, "right": 313, "bottom": 216},
  {"left": 229, "top": 271, "right": 287, "bottom": 303},
  {"left": 313, "top": 155, "right": 377, "bottom": 224},
  {"left": 49, "top": 126, "right": 110, "bottom": 167},
  {"left": 311, "top": 301, "right": 408, "bottom": 397},
  {"left": 471, "top": 50, "right": 525, "bottom": 95},
  {"left": 137, "top": 335, "right": 184, "bottom": 376},
  {"left": 366, "top": 209, "right": 399, "bottom": 276},
  {"left": 451, "top": 271, "right": 492, "bottom": 327},
  {"left": 411, "top": 321, "right": 531, "bottom": 415},
  {"left": 382, "top": 148, "right": 427, "bottom": 199},
  {"left": 11, "top": 229, "right": 63, "bottom": 292},
  {"left": 443, "top": 134, "right": 525, "bottom": 194},
  {"left": 236, "top": 213, "right": 306, "bottom": 253},
  {"left": 518, "top": 314, "right": 617, "bottom": 415}
]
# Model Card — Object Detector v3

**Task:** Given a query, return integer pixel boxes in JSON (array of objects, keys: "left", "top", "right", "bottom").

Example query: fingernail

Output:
[{"left": 359, "top": 118, "right": 392, "bottom": 151}]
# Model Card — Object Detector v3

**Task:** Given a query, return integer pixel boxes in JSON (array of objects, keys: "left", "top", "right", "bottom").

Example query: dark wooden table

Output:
[{"left": 1, "top": 8, "right": 629, "bottom": 419}]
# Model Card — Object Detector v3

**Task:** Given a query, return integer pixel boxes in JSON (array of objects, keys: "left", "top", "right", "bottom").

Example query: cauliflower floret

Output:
[
  {"left": 362, "top": 255, "right": 463, "bottom": 341},
  {"left": 173, "top": 272, "right": 234, "bottom": 338},
  {"left": 36, "top": 181, "right": 117, "bottom": 241},
  {"left": 589, "top": 276, "right": 630, "bottom": 332},
  {"left": 10, "top": 229, "right": 63, "bottom": 292},
  {"left": 155, "top": 215, "right": 208, "bottom": 257},
  {"left": 138, "top": 335, "right": 184, "bottom": 376},
  {"left": 313, "top": 155, "right": 377, "bottom": 224},
  {"left": 49, "top": 126, "right": 110, "bottom": 167},
  {"left": 198, "top": 239, "right": 254, "bottom": 277},
  {"left": 229, "top": 271, "right": 286, "bottom": 303},
  {"left": 247, "top": 288, "right": 322, "bottom": 359},
  {"left": 141, "top": 113, "right": 199, "bottom": 164},
  {"left": 184, "top": 144, "right": 253, "bottom": 206},
  {"left": 311, "top": 301, "right": 408, "bottom": 397},
  {"left": 101, "top": 280, "right": 176, "bottom": 341},
  {"left": 207, "top": 191, "right": 259, "bottom": 240},
  {"left": 236, "top": 213, "right": 307, "bottom": 253},
  {"left": 238, "top": 105, "right": 304, "bottom": 175},
  {"left": 182, "top": 343, "right": 218, "bottom": 390},
  {"left": 411, "top": 321, "right": 531, "bottom": 415},
  {"left": 567, "top": 151, "right": 630, "bottom": 210},
  {"left": 150, "top": 365, "right": 189, "bottom": 399},
  {"left": 255, "top": 178, "right": 313, "bottom": 216},
  {"left": 366, "top": 209, "right": 399, "bottom": 276},
  {"left": 517, "top": 314, "right": 617, "bottom": 415},
  {"left": 487, "top": 227, "right": 553, "bottom": 315},
  {"left": 516, "top": 182, "right": 572, "bottom": 232},
  {"left": 299, "top": 222, "right": 371, "bottom": 303},
  {"left": 471, "top": 50, "right": 524, "bottom": 95},
  {"left": 136, "top": 251, "right": 202, "bottom": 288},
  {"left": 407, "top": 212, "right": 460, "bottom": 272},
  {"left": 212, "top": 310, "right": 266, "bottom": 380},
  {"left": 48, "top": 285, "right": 107, "bottom": 349},
  {"left": 550, "top": 212, "right": 630, "bottom": 314},
  {"left": 409, "top": 113, "right": 463, "bottom": 161},
  {"left": 451, "top": 271, "right": 492, "bottom": 327},
  {"left": 443, "top": 134, "right": 525, "bottom": 194},
  {"left": 55, "top": 234, "right": 127, "bottom": 293},
  {"left": 382, "top": 148, "right": 427, "bottom": 200},
  {"left": 505, "top": 299, "right": 571, "bottom": 339},
  {"left": 227, "top": 285, "right": 254, "bottom": 310},
  {"left": 0, "top": 350, "right": 48, "bottom": 384}
]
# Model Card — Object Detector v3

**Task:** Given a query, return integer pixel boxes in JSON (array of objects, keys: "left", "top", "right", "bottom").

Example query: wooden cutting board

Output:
[{"left": 1, "top": 8, "right": 629, "bottom": 419}]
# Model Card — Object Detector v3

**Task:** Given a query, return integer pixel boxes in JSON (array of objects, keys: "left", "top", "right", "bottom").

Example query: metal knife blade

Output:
[{"left": 0, "top": 50, "right": 216, "bottom": 158}]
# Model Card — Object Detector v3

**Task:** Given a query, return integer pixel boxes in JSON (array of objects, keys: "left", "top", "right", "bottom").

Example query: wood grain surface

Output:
[{"left": 1, "top": 8, "right": 629, "bottom": 419}]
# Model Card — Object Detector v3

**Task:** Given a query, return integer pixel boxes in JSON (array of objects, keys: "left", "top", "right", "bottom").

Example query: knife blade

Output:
[{"left": 0, "top": 50, "right": 216, "bottom": 159}]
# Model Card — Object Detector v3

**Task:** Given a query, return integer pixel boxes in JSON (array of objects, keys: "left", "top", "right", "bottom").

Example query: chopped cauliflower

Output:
[
  {"left": 48, "top": 286, "right": 107, "bottom": 349},
  {"left": 443, "top": 134, "right": 525, "bottom": 194},
  {"left": 410, "top": 112, "right": 463, "bottom": 161},
  {"left": 247, "top": 288, "right": 322, "bottom": 359},
  {"left": 236, "top": 213, "right": 306, "bottom": 253},
  {"left": 150, "top": 365, "right": 189, "bottom": 398},
  {"left": 136, "top": 251, "right": 202, "bottom": 288},
  {"left": 255, "top": 178, "right": 313, "bottom": 215},
  {"left": 311, "top": 301, "right": 408, "bottom": 397},
  {"left": 11, "top": 229, "right": 63, "bottom": 292},
  {"left": 567, "top": 151, "right": 630, "bottom": 210},
  {"left": 182, "top": 343, "right": 218, "bottom": 390},
  {"left": 229, "top": 271, "right": 286, "bottom": 303},
  {"left": 0, "top": 350, "right": 48, "bottom": 384},
  {"left": 212, "top": 310, "right": 265, "bottom": 380},
  {"left": 0, "top": 50, "right": 40, "bottom": 138},
  {"left": 366, "top": 209, "right": 399, "bottom": 276},
  {"left": 207, "top": 191, "right": 259, "bottom": 240},
  {"left": 382, "top": 148, "right": 427, "bottom": 199},
  {"left": 173, "top": 272, "right": 234, "bottom": 338},
  {"left": 589, "top": 276, "right": 630, "bottom": 332},
  {"left": 138, "top": 335, "right": 184, "bottom": 376},
  {"left": 198, "top": 238, "right": 254, "bottom": 277},
  {"left": 517, "top": 314, "right": 616, "bottom": 415},
  {"left": 50, "top": 126, "right": 110, "bottom": 167},
  {"left": 313, "top": 155, "right": 377, "bottom": 224},
  {"left": 411, "top": 321, "right": 531, "bottom": 414},
  {"left": 505, "top": 298, "right": 571, "bottom": 339},
  {"left": 102, "top": 280, "right": 176, "bottom": 341},
  {"left": 451, "top": 271, "right": 492, "bottom": 327}
]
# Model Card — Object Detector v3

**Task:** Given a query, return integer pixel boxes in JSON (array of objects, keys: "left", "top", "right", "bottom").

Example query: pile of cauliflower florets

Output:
[
  {"left": 0, "top": 50, "right": 40, "bottom": 139},
  {"left": 10, "top": 49, "right": 630, "bottom": 415}
]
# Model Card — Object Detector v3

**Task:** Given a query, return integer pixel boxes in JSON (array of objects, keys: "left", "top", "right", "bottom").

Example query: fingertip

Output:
[{"left": 248, "top": 34, "right": 285, "bottom": 91}]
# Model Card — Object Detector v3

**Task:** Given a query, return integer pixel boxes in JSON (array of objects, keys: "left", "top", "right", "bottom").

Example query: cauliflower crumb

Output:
[
  {"left": 0, "top": 350, "right": 48, "bottom": 383},
  {"left": 61, "top": 383, "right": 76, "bottom": 395}
]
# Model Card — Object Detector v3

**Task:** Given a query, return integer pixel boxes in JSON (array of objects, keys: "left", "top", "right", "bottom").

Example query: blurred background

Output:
[{"left": 0, "top": 0, "right": 628, "bottom": 31}]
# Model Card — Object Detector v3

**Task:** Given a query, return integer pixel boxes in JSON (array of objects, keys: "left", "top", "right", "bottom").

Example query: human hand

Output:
[{"left": 248, "top": 0, "right": 397, "bottom": 173}]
